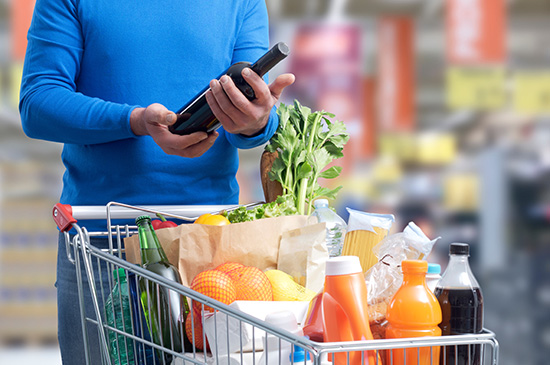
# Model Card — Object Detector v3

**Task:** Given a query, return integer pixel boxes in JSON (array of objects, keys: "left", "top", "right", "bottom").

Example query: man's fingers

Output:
[
  {"left": 241, "top": 68, "right": 271, "bottom": 103},
  {"left": 268, "top": 73, "right": 295, "bottom": 100}
]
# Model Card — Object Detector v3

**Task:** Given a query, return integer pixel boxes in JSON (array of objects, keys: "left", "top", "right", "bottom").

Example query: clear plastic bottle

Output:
[
  {"left": 426, "top": 263, "right": 442, "bottom": 293},
  {"left": 310, "top": 199, "right": 347, "bottom": 257},
  {"left": 105, "top": 268, "right": 135, "bottom": 365},
  {"left": 435, "top": 243, "right": 483, "bottom": 365}
]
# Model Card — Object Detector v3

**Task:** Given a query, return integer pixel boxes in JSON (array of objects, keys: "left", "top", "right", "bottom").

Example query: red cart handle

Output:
[{"left": 53, "top": 203, "right": 77, "bottom": 232}]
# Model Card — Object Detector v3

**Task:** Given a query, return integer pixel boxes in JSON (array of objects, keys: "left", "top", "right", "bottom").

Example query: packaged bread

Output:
[{"left": 341, "top": 209, "right": 395, "bottom": 273}]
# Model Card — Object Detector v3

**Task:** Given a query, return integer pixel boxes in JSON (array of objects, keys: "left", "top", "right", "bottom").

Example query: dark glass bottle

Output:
[
  {"left": 169, "top": 42, "right": 290, "bottom": 135},
  {"left": 136, "top": 215, "right": 190, "bottom": 354},
  {"left": 435, "top": 243, "right": 484, "bottom": 365}
]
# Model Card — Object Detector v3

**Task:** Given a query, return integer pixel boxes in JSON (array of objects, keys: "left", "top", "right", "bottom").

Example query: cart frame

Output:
[{"left": 53, "top": 202, "right": 500, "bottom": 365}]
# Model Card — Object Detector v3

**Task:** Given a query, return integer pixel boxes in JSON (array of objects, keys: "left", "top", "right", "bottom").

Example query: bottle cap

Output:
[
  {"left": 401, "top": 260, "right": 428, "bottom": 274},
  {"left": 113, "top": 267, "right": 126, "bottom": 280},
  {"left": 135, "top": 215, "right": 152, "bottom": 225},
  {"left": 325, "top": 256, "right": 362, "bottom": 276},
  {"left": 427, "top": 263, "right": 441, "bottom": 275},
  {"left": 313, "top": 199, "right": 329, "bottom": 208},
  {"left": 450, "top": 243, "right": 469, "bottom": 256},
  {"left": 290, "top": 344, "right": 311, "bottom": 363}
]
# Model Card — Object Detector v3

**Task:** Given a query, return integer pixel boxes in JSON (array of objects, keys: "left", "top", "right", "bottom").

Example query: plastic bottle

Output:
[
  {"left": 426, "top": 263, "right": 442, "bottom": 293},
  {"left": 104, "top": 268, "right": 135, "bottom": 365},
  {"left": 136, "top": 215, "right": 190, "bottom": 354},
  {"left": 323, "top": 256, "right": 377, "bottom": 365},
  {"left": 435, "top": 243, "right": 483, "bottom": 365},
  {"left": 310, "top": 199, "right": 347, "bottom": 257},
  {"left": 385, "top": 260, "right": 442, "bottom": 365},
  {"left": 258, "top": 311, "right": 303, "bottom": 365}
]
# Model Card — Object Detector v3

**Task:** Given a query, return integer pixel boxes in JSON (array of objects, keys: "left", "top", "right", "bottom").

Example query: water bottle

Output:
[
  {"left": 105, "top": 268, "right": 135, "bottom": 365},
  {"left": 426, "top": 263, "right": 442, "bottom": 293},
  {"left": 310, "top": 199, "right": 347, "bottom": 257}
]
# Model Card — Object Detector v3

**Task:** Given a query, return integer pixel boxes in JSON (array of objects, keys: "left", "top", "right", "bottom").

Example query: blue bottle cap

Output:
[
  {"left": 290, "top": 344, "right": 311, "bottom": 363},
  {"left": 427, "top": 263, "right": 441, "bottom": 275}
]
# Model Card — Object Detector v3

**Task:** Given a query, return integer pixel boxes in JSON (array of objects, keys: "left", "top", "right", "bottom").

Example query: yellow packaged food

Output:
[{"left": 341, "top": 209, "right": 395, "bottom": 272}]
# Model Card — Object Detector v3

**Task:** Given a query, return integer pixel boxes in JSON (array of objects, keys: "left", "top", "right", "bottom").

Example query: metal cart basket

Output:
[{"left": 53, "top": 202, "right": 499, "bottom": 365}]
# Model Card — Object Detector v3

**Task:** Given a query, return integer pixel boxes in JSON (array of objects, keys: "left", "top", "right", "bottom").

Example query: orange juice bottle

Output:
[
  {"left": 386, "top": 260, "right": 442, "bottom": 365},
  {"left": 323, "top": 256, "right": 378, "bottom": 365}
]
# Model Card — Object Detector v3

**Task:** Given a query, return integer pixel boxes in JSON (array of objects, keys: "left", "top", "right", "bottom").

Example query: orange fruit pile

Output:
[{"left": 187, "top": 262, "right": 273, "bottom": 350}]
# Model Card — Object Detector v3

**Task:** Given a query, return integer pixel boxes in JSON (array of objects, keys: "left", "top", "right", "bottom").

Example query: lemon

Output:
[{"left": 264, "top": 269, "right": 317, "bottom": 301}]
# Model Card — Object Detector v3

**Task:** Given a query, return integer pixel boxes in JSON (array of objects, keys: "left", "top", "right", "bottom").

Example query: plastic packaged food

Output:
[{"left": 342, "top": 209, "right": 395, "bottom": 272}]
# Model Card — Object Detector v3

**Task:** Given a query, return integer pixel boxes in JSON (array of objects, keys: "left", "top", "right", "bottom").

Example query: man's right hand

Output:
[{"left": 130, "top": 103, "right": 218, "bottom": 158}]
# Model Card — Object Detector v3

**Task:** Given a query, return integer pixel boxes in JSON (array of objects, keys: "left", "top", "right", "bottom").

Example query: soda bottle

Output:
[
  {"left": 435, "top": 243, "right": 483, "bottom": 365},
  {"left": 386, "top": 260, "right": 442, "bottom": 365},
  {"left": 104, "top": 268, "right": 135, "bottom": 365},
  {"left": 136, "top": 215, "right": 190, "bottom": 354},
  {"left": 310, "top": 199, "right": 347, "bottom": 257}
]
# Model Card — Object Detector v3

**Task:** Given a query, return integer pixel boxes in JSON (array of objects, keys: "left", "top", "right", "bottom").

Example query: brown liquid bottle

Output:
[
  {"left": 169, "top": 42, "right": 290, "bottom": 135},
  {"left": 435, "top": 243, "right": 484, "bottom": 365}
]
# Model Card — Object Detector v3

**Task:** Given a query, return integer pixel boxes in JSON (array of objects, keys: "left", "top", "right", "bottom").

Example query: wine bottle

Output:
[
  {"left": 169, "top": 42, "right": 290, "bottom": 135},
  {"left": 135, "top": 215, "right": 190, "bottom": 355}
]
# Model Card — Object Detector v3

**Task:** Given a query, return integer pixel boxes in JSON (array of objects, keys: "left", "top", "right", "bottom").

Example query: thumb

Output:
[
  {"left": 162, "top": 111, "right": 177, "bottom": 126},
  {"left": 269, "top": 73, "right": 295, "bottom": 100}
]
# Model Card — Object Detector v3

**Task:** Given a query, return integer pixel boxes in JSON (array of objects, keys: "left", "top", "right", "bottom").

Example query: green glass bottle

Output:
[{"left": 135, "top": 215, "right": 190, "bottom": 354}]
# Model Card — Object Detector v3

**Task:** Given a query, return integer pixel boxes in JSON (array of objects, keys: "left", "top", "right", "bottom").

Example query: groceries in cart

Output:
[
  {"left": 123, "top": 206, "right": 478, "bottom": 364},
  {"left": 52, "top": 201, "right": 497, "bottom": 365}
]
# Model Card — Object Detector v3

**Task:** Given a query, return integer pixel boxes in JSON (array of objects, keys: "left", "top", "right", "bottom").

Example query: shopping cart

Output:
[{"left": 53, "top": 202, "right": 500, "bottom": 365}]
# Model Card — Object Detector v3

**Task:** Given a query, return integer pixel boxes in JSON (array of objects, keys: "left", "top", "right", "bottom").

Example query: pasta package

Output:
[{"left": 341, "top": 209, "right": 395, "bottom": 273}]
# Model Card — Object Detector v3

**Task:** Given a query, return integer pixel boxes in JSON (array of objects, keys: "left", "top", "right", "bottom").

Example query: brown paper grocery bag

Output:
[{"left": 124, "top": 215, "right": 308, "bottom": 287}]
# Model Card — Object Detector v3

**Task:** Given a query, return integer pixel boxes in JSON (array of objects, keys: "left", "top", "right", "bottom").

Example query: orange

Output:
[
  {"left": 185, "top": 309, "right": 209, "bottom": 351},
  {"left": 194, "top": 213, "right": 230, "bottom": 226},
  {"left": 190, "top": 270, "right": 237, "bottom": 313},
  {"left": 225, "top": 266, "right": 273, "bottom": 301},
  {"left": 215, "top": 262, "right": 245, "bottom": 275}
]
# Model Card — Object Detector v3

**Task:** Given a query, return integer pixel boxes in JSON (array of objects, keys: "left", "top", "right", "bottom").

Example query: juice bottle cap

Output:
[
  {"left": 325, "top": 256, "right": 362, "bottom": 276},
  {"left": 450, "top": 243, "right": 469, "bottom": 256},
  {"left": 401, "top": 260, "right": 428, "bottom": 274}
]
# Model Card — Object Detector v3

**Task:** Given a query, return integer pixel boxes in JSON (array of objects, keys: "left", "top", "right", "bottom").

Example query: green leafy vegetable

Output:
[
  {"left": 265, "top": 100, "right": 350, "bottom": 215},
  {"left": 223, "top": 195, "right": 298, "bottom": 223}
]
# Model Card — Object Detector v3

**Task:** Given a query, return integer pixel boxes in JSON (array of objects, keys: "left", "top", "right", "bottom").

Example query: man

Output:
[{"left": 19, "top": 0, "right": 294, "bottom": 363}]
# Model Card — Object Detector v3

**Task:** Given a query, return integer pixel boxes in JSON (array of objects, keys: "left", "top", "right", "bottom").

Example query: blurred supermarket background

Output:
[{"left": 1, "top": 0, "right": 550, "bottom": 363}]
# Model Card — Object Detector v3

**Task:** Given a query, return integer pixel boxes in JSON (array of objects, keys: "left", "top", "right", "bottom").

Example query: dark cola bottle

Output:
[{"left": 435, "top": 243, "right": 484, "bottom": 365}]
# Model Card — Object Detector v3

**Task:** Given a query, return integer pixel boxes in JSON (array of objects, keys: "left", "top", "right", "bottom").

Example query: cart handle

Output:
[{"left": 53, "top": 203, "right": 77, "bottom": 232}]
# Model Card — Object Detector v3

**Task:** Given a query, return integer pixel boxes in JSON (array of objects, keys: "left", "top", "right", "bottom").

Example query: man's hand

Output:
[
  {"left": 205, "top": 69, "right": 295, "bottom": 136},
  {"left": 130, "top": 103, "right": 218, "bottom": 158}
]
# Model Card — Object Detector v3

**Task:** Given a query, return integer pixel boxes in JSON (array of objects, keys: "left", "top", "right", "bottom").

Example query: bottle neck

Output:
[
  {"left": 137, "top": 220, "right": 169, "bottom": 265},
  {"left": 402, "top": 271, "right": 427, "bottom": 286},
  {"left": 439, "top": 254, "right": 480, "bottom": 288}
]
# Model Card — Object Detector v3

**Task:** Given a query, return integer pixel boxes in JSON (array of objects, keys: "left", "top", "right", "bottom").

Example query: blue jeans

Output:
[{"left": 56, "top": 233, "right": 112, "bottom": 365}]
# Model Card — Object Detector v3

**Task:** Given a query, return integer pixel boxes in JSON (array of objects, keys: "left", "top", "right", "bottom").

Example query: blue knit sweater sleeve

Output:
[{"left": 19, "top": 0, "right": 138, "bottom": 145}]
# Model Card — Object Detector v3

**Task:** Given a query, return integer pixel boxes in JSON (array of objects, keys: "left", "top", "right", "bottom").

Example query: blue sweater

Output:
[{"left": 20, "top": 0, "right": 277, "bottom": 224}]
